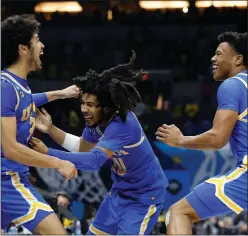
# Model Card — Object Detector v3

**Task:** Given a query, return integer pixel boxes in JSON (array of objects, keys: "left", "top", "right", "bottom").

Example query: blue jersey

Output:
[
  {"left": 217, "top": 69, "right": 248, "bottom": 165},
  {"left": 83, "top": 112, "right": 168, "bottom": 205},
  {"left": 1, "top": 69, "right": 36, "bottom": 174}
]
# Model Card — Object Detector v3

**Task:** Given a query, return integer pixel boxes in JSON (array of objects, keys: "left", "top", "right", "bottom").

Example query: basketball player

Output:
[
  {"left": 156, "top": 31, "right": 247, "bottom": 234},
  {"left": 30, "top": 52, "right": 169, "bottom": 235},
  {"left": 1, "top": 14, "right": 78, "bottom": 234}
]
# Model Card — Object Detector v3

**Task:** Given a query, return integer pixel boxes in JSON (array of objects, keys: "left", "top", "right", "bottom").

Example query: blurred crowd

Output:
[{"left": 1, "top": 5, "right": 244, "bottom": 82}]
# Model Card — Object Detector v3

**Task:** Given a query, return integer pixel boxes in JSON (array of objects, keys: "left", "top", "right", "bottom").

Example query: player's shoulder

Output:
[
  {"left": 107, "top": 112, "right": 141, "bottom": 132},
  {"left": 1, "top": 76, "right": 16, "bottom": 91},
  {"left": 226, "top": 70, "right": 247, "bottom": 86},
  {"left": 219, "top": 76, "right": 243, "bottom": 91}
]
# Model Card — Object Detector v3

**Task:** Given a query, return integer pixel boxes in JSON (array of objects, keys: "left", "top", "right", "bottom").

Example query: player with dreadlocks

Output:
[{"left": 30, "top": 51, "right": 168, "bottom": 235}]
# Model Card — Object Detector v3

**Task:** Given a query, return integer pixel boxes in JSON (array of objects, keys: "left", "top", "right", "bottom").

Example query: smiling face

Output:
[
  {"left": 81, "top": 93, "right": 104, "bottom": 127},
  {"left": 27, "top": 33, "right": 45, "bottom": 71},
  {"left": 211, "top": 42, "right": 242, "bottom": 81}
]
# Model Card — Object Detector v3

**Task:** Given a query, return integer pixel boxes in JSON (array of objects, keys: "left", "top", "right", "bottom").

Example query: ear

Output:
[
  {"left": 234, "top": 54, "right": 243, "bottom": 66},
  {"left": 18, "top": 44, "right": 28, "bottom": 56}
]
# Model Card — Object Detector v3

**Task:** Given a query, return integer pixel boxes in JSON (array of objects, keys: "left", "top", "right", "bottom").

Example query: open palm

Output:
[{"left": 35, "top": 108, "right": 53, "bottom": 134}]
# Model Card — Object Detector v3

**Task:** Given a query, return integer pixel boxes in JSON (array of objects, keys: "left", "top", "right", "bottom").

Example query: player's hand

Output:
[
  {"left": 155, "top": 124, "right": 184, "bottom": 147},
  {"left": 60, "top": 85, "right": 80, "bottom": 99},
  {"left": 35, "top": 108, "right": 53, "bottom": 134},
  {"left": 29, "top": 137, "right": 49, "bottom": 154},
  {"left": 57, "top": 160, "right": 78, "bottom": 181}
]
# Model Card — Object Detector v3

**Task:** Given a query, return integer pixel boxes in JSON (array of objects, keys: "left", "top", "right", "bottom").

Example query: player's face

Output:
[
  {"left": 211, "top": 42, "right": 238, "bottom": 81},
  {"left": 81, "top": 93, "right": 104, "bottom": 127},
  {"left": 28, "top": 34, "right": 45, "bottom": 71}
]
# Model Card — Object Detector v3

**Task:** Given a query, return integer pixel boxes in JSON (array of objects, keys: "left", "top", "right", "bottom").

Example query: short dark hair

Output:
[
  {"left": 73, "top": 51, "right": 145, "bottom": 122},
  {"left": 218, "top": 31, "right": 247, "bottom": 66},
  {"left": 1, "top": 14, "right": 40, "bottom": 67}
]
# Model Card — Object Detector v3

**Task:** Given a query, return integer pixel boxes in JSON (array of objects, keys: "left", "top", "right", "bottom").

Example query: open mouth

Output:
[
  {"left": 213, "top": 64, "right": 218, "bottom": 73},
  {"left": 39, "top": 51, "right": 43, "bottom": 61},
  {"left": 84, "top": 115, "right": 93, "bottom": 121}
]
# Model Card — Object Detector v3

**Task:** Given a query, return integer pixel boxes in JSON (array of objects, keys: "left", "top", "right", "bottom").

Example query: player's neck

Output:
[
  {"left": 6, "top": 61, "right": 29, "bottom": 80},
  {"left": 229, "top": 66, "right": 247, "bottom": 77}
]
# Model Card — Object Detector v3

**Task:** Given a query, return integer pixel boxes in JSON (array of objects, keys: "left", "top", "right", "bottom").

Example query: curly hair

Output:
[
  {"left": 73, "top": 51, "right": 146, "bottom": 122},
  {"left": 218, "top": 31, "right": 247, "bottom": 66},
  {"left": 1, "top": 14, "right": 40, "bottom": 67}
]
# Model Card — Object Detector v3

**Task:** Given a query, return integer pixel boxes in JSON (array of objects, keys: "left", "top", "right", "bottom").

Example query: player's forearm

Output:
[
  {"left": 48, "top": 148, "right": 108, "bottom": 171},
  {"left": 45, "top": 90, "right": 65, "bottom": 102},
  {"left": 4, "top": 142, "right": 63, "bottom": 169},
  {"left": 47, "top": 125, "right": 67, "bottom": 146},
  {"left": 180, "top": 130, "right": 225, "bottom": 150},
  {"left": 79, "top": 139, "right": 96, "bottom": 152},
  {"left": 48, "top": 126, "right": 84, "bottom": 152}
]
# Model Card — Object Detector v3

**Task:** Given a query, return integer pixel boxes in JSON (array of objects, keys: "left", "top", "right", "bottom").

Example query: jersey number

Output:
[
  {"left": 27, "top": 117, "right": 35, "bottom": 141},
  {"left": 111, "top": 157, "right": 127, "bottom": 176}
]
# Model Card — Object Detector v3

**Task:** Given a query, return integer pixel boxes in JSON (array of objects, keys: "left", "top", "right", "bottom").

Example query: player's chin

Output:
[
  {"left": 213, "top": 72, "right": 222, "bottom": 81},
  {"left": 86, "top": 120, "right": 96, "bottom": 127},
  {"left": 36, "top": 65, "right": 42, "bottom": 71},
  {"left": 38, "top": 60, "right": 43, "bottom": 70},
  {"left": 32, "top": 61, "right": 42, "bottom": 72}
]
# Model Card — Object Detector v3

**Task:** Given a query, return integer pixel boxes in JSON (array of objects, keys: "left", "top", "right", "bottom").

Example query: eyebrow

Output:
[{"left": 82, "top": 101, "right": 96, "bottom": 105}]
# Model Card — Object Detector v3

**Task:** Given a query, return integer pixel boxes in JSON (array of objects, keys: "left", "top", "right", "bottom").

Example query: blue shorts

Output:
[
  {"left": 186, "top": 164, "right": 248, "bottom": 219},
  {"left": 87, "top": 190, "right": 164, "bottom": 235},
  {"left": 1, "top": 171, "right": 54, "bottom": 232}
]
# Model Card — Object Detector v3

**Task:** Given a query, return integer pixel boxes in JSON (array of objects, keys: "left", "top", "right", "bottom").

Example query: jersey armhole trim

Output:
[
  {"left": 232, "top": 76, "right": 247, "bottom": 88},
  {"left": 1, "top": 77, "right": 20, "bottom": 111}
]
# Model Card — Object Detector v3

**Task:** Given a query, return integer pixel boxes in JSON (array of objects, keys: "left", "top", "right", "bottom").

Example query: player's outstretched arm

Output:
[
  {"left": 32, "top": 85, "right": 80, "bottom": 107},
  {"left": 1, "top": 117, "right": 78, "bottom": 180},
  {"left": 156, "top": 79, "right": 240, "bottom": 150},
  {"left": 156, "top": 109, "right": 237, "bottom": 150},
  {"left": 30, "top": 137, "right": 112, "bottom": 171},
  {"left": 35, "top": 108, "right": 96, "bottom": 152}
]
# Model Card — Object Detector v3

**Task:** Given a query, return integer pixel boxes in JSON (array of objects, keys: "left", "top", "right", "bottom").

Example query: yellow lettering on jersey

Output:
[
  {"left": 111, "top": 162, "right": 117, "bottom": 173},
  {"left": 32, "top": 102, "right": 36, "bottom": 112},
  {"left": 120, "top": 150, "right": 129, "bottom": 155},
  {"left": 27, "top": 117, "right": 36, "bottom": 142},
  {"left": 21, "top": 103, "right": 35, "bottom": 121},
  {"left": 112, "top": 157, "right": 127, "bottom": 176}
]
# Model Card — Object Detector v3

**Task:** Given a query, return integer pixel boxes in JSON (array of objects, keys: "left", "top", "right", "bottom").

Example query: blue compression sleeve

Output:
[
  {"left": 48, "top": 148, "right": 108, "bottom": 171},
  {"left": 32, "top": 93, "right": 48, "bottom": 107}
]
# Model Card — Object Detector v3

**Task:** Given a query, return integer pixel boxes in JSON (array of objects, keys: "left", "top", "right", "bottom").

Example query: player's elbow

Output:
[
  {"left": 208, "top": 130, "right": 226, "bottom": 150},
  {"left": 213, "top": 142, "right": 225, "bottom": 150},
  {"left": 212, "top": 137, "right": 228, "bottom": 150},
  {"left": 89, "top": 148, "right": 108, "bottom": 171},
  {"left": 2, "top": 146, "right": 17, "bottom": 160}
]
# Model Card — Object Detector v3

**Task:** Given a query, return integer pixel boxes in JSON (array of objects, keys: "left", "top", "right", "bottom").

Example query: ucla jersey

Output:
[
  {"left": 94, "top": 112, "right": 168, "bottom": 204},
  {"left": 229, "top": 70, "right": 247, "bottom": 165},
  {"left": 1, "top": 70, "right": 36, "bottom": 174},
  {"left": 216, "top": 69, "right": 247, "bottom": 166},
  {"left": 185, "top": 69, "right": 248, "bottom": 220},
  {"left": 83, "top": 112, "right": 167, "bottom": 234}
]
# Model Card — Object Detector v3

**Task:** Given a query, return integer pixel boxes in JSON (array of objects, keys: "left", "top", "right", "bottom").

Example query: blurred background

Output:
[{"left": 2, "top": 0, "right": 247, "bottom": 234}]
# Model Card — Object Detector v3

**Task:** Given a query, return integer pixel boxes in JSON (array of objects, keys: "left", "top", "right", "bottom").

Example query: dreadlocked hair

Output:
[{"left": 73, "top": 51, "right": 145, "bottom": 122}]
